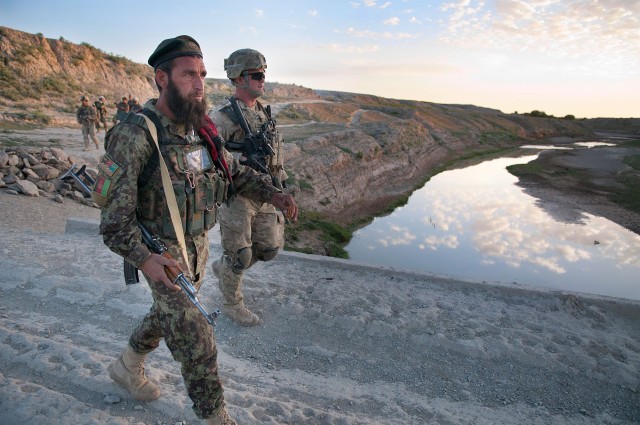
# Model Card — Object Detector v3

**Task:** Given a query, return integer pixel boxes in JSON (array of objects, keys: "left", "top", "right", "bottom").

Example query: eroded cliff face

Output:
[
  {"left": 0, "top": 26, "right": 156, "bottom": 125},
  {"left": 278, "top": 95, "right": 594, "bottom": 229}
]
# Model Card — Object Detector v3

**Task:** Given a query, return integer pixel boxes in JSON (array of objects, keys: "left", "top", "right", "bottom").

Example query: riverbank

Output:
[{"left": 508, "top": 134, "right": 640, "bottom": 236}]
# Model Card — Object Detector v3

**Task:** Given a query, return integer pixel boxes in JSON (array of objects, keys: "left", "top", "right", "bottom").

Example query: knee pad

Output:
[
  {"left": 231, "top": 247, "right": 252, "bottom": 274},
  {"left": 255, "top": 246, "right": 279, "bottom": 262}
]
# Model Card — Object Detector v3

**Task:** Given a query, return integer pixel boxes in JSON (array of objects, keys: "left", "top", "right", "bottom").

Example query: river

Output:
[{"left": 345, "top": 151, "right": 640, "bottom": 301}]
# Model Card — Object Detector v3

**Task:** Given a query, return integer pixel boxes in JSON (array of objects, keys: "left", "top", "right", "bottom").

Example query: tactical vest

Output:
[{"left": 119, "top": 111, "right": 228, "bottom": 240}]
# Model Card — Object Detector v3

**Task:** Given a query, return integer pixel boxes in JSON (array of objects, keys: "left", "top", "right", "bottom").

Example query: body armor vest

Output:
[{"left": 123, "top": 112, "right": 228, "bottom": 240}]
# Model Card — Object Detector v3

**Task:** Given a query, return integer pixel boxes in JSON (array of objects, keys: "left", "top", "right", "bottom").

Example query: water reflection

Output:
[{"left": 346, "top": 155, "right": 640, "bottom": 301}]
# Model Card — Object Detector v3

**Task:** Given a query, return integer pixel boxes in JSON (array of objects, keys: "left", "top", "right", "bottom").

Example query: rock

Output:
[
  {"left": 15, "top": 179, "right": 40, "bottom": 196},
  {"left": 3, "top": 174, "right": 18, "bottom": 185},
  {"left": 50, "top": 148, "right": 68, "bottom": 162},
  {"left": 22, "top": 168, "right": 40, "bottom": 181},
  {"left": 0, "top": 151, "right": 8, "bottom": 167},
  {"left": 102, "top": 394, "right": 121, "bottom": 404},
  {"left": 53, "top": 194, "right": 64, "bottom": 203},
  {"left": 7, "top": 154, "right": 20, "bottom": 167},
  {"left": 36, "top": 180, "right": 57, "bottom": 193},
  {"left": 33, "top": 164, "right": 60, "bottom": 180}
]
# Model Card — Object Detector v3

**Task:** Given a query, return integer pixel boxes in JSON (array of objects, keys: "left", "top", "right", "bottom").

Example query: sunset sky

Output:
[{"left": 2, "top": 0, "right": 639, "bottom": 118}]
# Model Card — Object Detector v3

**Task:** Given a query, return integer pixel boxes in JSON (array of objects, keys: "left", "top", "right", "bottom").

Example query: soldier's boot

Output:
[
  {"left": 204, "top": 403, "right": 237, "bottom": 425},
  {"left": 222, "top": 302, "right": 259, "bottom": 327},
  {"left": 213, "top": 257, "right": 260, "bottom": 327},
  {"left": 108, "top": 345, "right": 160, "bottom": 401}
]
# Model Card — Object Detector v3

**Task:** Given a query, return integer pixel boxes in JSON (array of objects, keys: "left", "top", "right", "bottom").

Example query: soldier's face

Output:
[
  {"left": 243, "top": 68, "right": 265, "bottom": 98},
  {"left": 165, "top": 56, "right": 208, "bottom": 130}
]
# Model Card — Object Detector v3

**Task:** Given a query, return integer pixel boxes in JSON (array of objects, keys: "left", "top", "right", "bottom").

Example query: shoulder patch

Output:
[{"left": 92, "top": 153, "right": 123, "bottom": 207}]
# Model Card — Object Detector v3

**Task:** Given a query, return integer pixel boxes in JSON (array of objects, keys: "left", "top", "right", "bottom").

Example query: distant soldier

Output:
[
  {"left": 94, "top": 96, "right": 108, "bottom": 132},
  {"left": 114, "top": 96, "right": 129, "bottom": 123},
  {"left": 76, "top": 95, "right": 100, "bottom": 151},
  {"left": 129, "top": 97, "right": 142, "bottom": 113},
  {"left": 208, "top": 49, "right": 288, "bottom": 326}
]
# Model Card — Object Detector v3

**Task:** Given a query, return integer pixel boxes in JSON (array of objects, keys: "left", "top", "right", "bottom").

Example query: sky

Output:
[{"left": 1, "top": 0, "right": 639, "bottom": 118}]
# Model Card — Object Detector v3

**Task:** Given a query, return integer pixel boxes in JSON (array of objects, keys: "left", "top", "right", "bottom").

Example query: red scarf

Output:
[{"left": 198, "top": 115, "right": 233, "bottom": 185}]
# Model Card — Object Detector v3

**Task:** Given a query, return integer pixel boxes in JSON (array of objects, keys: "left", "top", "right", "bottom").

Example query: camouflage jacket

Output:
[
  {"left": 94, "top": 101, "right": 107, "bottom": 120},
  {"left": 209, "top": 98, "right": 286, "bottom": 181},
  {"left": 94, "top": 100, "right": 280, "bottom": 275},
  {"left": 76, "top": 105, "right": 98, "bottom": 126}
]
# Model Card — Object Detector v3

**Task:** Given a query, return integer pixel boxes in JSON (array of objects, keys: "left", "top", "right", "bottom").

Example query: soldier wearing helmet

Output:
[
  {"left": 94, "top": 96, "right": 109, "bottom": 132},
  {"left": 208, "top": 48, "right": 289, "bottom": 326},
  {"left": 76, "top": 95, "right": 100, "bottom": 150}
]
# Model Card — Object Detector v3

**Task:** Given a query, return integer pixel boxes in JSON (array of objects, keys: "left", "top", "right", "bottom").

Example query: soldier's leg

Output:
[
  {"left": 251, "top": 204, "right": 285, "bottom": 264},
  {"left": 133, "top": 272, "right": 226, "bottom": 418},
  {"left": 214, "top": 197, "right": 262, "bottom": 326},
  {"left": 81, "top": 125, "right": 90, "bottom": 150},
  {"left": 215, "top": 196, "right": 256, "bottom": 305},
  {"left": 88, "top": 124, "right": 100, "bottom": 149}
]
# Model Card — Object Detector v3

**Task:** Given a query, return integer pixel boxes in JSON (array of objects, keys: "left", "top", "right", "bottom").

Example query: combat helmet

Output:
[{"left": 224, "top": 49, "right": 267, "bottom": 79}]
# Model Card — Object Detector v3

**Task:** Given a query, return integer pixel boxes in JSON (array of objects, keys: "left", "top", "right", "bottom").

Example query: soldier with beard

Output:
[{"left": 93, "top": 35, "right": 297, "bottom": 425}]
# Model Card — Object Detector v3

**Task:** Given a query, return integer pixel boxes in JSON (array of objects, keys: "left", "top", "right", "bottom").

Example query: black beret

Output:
[{"left": 148, "top": 35, "right": 202, "bottom": 68}]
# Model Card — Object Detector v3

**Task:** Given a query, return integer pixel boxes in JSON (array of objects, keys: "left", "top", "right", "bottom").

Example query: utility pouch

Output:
[
  {"left": 186, "top": 190, "right": 205, "bottom": 235},
  {"left": 162, "top": 183, "right": 187, "bottom": 239}
]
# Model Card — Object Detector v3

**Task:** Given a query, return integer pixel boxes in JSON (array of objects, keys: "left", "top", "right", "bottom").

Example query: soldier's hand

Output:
[
  {"left": 270, "top": 193, "right": 298, "bottom": 222},
  {"left": 140, "top": 253, "right": 181, "bottom": 291}
]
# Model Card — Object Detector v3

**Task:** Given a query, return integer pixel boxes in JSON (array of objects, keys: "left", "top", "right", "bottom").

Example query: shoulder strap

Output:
[
  {"left": 136, "top": 113, "right": 192, "bottom": 278},
  {"left": 120, "top": 110, "right": 167, "bottom": 187}
]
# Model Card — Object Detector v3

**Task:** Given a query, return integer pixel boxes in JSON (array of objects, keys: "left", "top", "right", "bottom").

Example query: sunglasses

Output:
[{"left": 247, "top": 71, "right": 266, "bottom": 81}]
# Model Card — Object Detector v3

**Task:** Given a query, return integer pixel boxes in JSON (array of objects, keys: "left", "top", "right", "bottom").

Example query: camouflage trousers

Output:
[
  {"left": 216, "top": 195, "right": 285, "bottom": 305},
  {"left": 128, "top": 260, "right": 223, "bottom": 419},
  {"left": 81, "top": 123, "right": 100, "bottom": 149}
]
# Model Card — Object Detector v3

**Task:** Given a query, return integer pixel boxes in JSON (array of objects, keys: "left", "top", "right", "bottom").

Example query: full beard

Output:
[{"left": 166, "top": 80, "right": 209, "bottom": 131}]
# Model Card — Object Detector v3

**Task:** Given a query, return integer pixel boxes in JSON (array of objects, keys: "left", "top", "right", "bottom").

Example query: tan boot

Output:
[
  {"left": 108, "top": 345, "right": 160, "bottom": 401},
  {"left": 222, "top": 302, "right": 260, "bottom": 327},
  {"left": 204, "top": 403, "right": 237, "bottom": 425}
]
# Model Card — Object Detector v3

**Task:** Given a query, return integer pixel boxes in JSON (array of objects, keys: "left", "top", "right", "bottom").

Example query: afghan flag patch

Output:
[
  {"left": 94, "top": 176, "right": 111, "bottom": 197},
  {"left": 99, "top": 155, "right": 121, "bottom": 177}
]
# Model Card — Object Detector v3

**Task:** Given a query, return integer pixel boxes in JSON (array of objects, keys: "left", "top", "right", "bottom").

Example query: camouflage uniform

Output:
[
  {"left": 209, "top": 98, "right": 286, "bottom": 310},
  {"left": 114, "top": 100, "right": 130, "bottom": 123},
  {"left": 94, "top": 98, "right": 108, "bottom": 131},
  {"left": 94, "top": 99, "right": 279, "bottom": 418},
  {"left": 76, "top": 100, "right": 100, "bottom": 150}
]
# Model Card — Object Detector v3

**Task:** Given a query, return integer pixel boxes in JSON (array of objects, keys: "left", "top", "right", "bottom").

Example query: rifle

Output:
[
  {"left": 123, "top": 221, "right": 220, "bottom": 327},
  {"left": 227, "top": 97, "right": 282, "bottom": 189}
]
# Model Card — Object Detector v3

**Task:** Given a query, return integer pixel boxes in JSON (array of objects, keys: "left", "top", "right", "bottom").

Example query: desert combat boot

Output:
[
  {"left": 108, "top": 345, "right": 160, "bottom": 401},
  {"left": 204, "top": 403, "right": 237, "bottom": 425},
  {"left": 212, "top": 258, "right": 260, "bottom": 327}
]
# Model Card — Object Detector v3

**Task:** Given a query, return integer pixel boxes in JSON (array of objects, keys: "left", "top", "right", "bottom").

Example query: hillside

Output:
[{"left": 1, "top": 25, "right": 639, "bottom": 256}]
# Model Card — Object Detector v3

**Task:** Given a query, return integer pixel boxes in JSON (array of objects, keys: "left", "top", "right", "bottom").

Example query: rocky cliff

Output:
[
  {"left": 2, "top": 25, "right": 633, "bottom": 255},
  {"left": 0, "top": 26, "right": 156, "bottom": 126}
]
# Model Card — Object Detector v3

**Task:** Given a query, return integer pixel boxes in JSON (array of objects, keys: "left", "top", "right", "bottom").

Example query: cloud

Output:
[
  {"left": 308, "top": 10, "right": 318, "bottom": 17},
  {"left": 254, "top": 9, "right": 264, "bottom": 18},
  {"left": 363, "top": 0, "right": 377, "bottom": 7},
  {"left": 321, "top": 43, "right": 380, "bottom": 54},
  {"left": 239, "top": 26, "right": 258, "bottom": 35},
  {"left": 409, "top": 16, "right": 422, "bottom": 24},
  {"left": 380, "top": 2, "right": 393, "bottom": 8},
  {"left": 336, "top": 27, "right": 418, "bottom": 39},
  {"left": 376, "top": 225, "right": 417, "bottom": 247},
  {"left": 438, "top": 0, "right": 640, "bottom": 68},
  {"left": 384, "top": 17, "right": 400, "bottom": 25}
]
